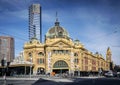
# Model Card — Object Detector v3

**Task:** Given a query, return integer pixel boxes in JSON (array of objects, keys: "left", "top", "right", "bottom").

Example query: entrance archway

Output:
[
  {"left": 53, "top": 60, "right": 69, "bottom": 74},
  {"left": 37, "top": 67, "right": 45, "bottom": 75}
]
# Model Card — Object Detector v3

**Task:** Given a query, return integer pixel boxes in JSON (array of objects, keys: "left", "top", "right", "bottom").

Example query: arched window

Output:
[
  {"left": 74, "top": 53, "right": 78, "bottom": 56},
  {"left": 38, "top": 52, "right": 44, "bottom": 56},
  {"left": 28, "top": 53, "right": 32, "bottom": 57},
  {"left": 74, "top": 58, "right": 79, "bottom": 64},
  {"left": 53, "top": 60, "right": 68, "bottom": 68},
  {"left": 37, "top": 58, "right": 44, "bottom": 64},
  {"left": 85, "top": 57, "right": 88, "bottom": 65}
]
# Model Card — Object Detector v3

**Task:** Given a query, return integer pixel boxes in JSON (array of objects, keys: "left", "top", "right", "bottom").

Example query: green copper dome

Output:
[{"left": 46, "top": 20, "right": 70, "bottom": 39}]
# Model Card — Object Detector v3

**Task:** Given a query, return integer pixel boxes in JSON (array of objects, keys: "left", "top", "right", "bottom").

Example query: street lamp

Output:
[
  {"left": 30, "top": 57, "right": 32, "bottom": 78},
  {"left": 1, "top": 57, "right": 7, "bottom": 85},
  {"left": 78, "top": 67, "right": 80, "bottom": 77},
  {"left": 76, "top": 65, "right": 80, "bottom": 76}
]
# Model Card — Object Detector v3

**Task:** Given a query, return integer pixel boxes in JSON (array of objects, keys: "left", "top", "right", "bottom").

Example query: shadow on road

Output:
[
  {"left": 32, "top": 78, "right": 68, "bottom": 85},
  {"left": 66, "top": 78, "right": 120, "bottom": 85},
  {"left": 32, "top": 78, "right": 120, "bottom": 85}
]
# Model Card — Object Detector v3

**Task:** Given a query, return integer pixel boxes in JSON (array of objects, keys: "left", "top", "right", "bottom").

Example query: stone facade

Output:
[{"left": 23, "top": 20, "right": 111, "bottom": 75}]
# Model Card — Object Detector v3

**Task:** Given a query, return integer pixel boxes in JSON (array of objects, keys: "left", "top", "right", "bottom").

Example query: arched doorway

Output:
[
  {"left": 37, "top": 67, "right": 45, "bottom": 75},
  {"left": 53, "top": 60, "right": 69, "bottom": 74}
]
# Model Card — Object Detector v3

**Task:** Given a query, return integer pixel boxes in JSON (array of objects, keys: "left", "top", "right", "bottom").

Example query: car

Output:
[
  {"left": 104, "top": 70, "right": 114, "bottom": 77},
  {"left": 117, "top": 72, "right": 120, "bottom": 78}
]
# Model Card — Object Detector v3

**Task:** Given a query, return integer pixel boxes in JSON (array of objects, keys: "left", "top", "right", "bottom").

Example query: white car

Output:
[
  {"left": 117, "top": 72, "right": 120, "bottom": 77},
  {"left": 104, "top": 71, "right": 114, "bottom": 77}
]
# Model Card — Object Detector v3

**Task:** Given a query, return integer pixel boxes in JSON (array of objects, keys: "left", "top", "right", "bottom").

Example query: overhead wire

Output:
[{"left": 0, "top": 31, "right": 27, "bottom": 41}]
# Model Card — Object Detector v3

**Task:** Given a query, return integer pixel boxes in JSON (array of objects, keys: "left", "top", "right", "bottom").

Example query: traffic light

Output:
[
  {"left": 1, "top": 59, "right": 8, "bottom": 66},
  {"left": 7, "top": 62, "right": 10, "bottom": 66},
  {"left": 1, "top": 59, "right": 5, "bottom": 66}
]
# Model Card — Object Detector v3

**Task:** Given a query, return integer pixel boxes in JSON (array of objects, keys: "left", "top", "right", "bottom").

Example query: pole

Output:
[
  {"left": 25, "top": 65, "right": 26, "bottom": 75},
  {"left": 30, "top": 57, "right": 32, "bottom": 78},
  {"left": 4, "top": 70, "right": 6, "bottom": 85},
  {"left": 78, "top": 70, "right": 80, "bottom": 76},
  {"left": 30, "top": 65, "right": 31, "bottom": 78},
  {"left": 3, "top": 58, "right": 7, "bottom": 85}
]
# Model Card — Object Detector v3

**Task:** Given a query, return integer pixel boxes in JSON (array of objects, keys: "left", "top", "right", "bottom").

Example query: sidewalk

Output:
[
  {"left": 0, "top": 77, "right": 39, "bottom": 80},
  {"left": 0, "top": 76, "right": 104, "bottom": 81},
  {"left": 76, "top": 76, "right": 105, "bottom": 79}
]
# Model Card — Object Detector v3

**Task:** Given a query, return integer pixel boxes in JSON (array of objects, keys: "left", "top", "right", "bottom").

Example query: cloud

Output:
[
  {"left": 82, "top": 29, "right": 120, "bottom": 64},
  {"left": 42, "top": 10, "right": 55, "bottom": 23},
  {"left": 0, "top": 1, "right": 29, "bottom": 22},
  {"left": 0, "top": 0, "right": 33, "bottom": 12},
  {"left": 8, "top": 9, "right": 28, "bottom": 20},
  {"left": 66, "top": 7, "right": 120, "bottom": 65},
  {"left": 0, "top": 0, "right": 120, "bottom": 65}
]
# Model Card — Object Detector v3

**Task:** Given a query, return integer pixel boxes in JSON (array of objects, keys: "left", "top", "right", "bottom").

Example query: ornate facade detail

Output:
[{"left": 23, "top": 20, "right": 111, "bottom": 75}]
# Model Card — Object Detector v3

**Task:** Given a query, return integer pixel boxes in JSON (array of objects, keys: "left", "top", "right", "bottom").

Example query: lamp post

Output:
[
  {"left": 98, "top": 68, "right": 102, "bottom": 77},
  {"left": 76, "top": 65, "right": 80, "bottom": 77},
  {"left": 3, "top": 57, "right": 7, "bottom": 85},
  {"left": 30, "top": 57, "right": 32, "bottom": 78},
  {"left": 78, "top": 67, "right": 80, "bottom": 77}
]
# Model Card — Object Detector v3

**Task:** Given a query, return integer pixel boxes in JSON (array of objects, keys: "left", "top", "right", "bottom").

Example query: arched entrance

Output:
[
  {"left": 37, "top": 67, "right": 45, "bottom": 75},
  {"left": 53, "top": 60, "right": 69, "bottom": 74}
]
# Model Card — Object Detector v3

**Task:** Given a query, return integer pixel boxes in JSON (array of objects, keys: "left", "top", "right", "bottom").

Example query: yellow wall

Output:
[{"left": 23, "top": 38, "right": 110, "bottom": 74}]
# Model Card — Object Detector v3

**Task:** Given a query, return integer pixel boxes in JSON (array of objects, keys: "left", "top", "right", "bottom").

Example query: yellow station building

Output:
[{"left": 23, "top": 19, "right": 112, "bottom": 75}]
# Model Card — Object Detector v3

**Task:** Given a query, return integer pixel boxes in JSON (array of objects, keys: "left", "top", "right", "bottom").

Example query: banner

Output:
[{"left": 48, "top": 52, "right": 51, "bottom": 72}]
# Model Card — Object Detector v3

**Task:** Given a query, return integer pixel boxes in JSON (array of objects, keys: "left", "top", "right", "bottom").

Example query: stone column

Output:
[{"left": 70, "top": 52, "right": 74, "bottom": 76}]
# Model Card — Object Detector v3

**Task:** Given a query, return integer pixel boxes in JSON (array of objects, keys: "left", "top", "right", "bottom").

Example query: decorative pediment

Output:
[{"left": 49, "top": 39, "right": 73, "bottom": 48}]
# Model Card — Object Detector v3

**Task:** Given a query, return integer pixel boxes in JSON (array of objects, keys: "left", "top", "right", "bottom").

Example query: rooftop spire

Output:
[
  {"left": 107, "top": 47, "right": 111, "bottom": 54},
  {"left": 55, "top": 12, "right": 60, "bottom": 26},
  {"left": 56, "top": 12, "right": 58, "bottom": 21}
]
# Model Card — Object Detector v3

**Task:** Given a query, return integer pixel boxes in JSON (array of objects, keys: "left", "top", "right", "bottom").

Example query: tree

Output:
[{"left": 114, "top": 65, "right": 120, "bottom": 72}]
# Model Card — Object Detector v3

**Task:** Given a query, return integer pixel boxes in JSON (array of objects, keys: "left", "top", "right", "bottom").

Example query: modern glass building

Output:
[{"left": 29, "top": 4, "right": 42, "bottom": 42}]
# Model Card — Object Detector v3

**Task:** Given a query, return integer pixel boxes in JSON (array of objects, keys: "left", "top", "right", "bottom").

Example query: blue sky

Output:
[{"left": 0, "top": 0, "right": 120, "bottom": 65}]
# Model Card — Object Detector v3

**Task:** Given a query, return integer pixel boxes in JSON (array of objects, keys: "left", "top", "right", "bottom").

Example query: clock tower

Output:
[{"left": 106, "top": 47, "right": 112, "bottom": 62}]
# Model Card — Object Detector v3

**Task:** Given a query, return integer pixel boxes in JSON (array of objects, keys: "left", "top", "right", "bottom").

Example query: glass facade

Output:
[{"left": 29, "top": 4, "right": 41, "bottom": 41}]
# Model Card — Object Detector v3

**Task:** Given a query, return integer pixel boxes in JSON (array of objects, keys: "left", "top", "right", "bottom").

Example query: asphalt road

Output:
[
  {"left": 68, "top": 78, "right": 120, "bottom": 85},
  {"left": 0, "top": 80, "right": 35, "bottom": 85},
  {"left": 0, "top": 77, "right": 120, "bottom": 85}
]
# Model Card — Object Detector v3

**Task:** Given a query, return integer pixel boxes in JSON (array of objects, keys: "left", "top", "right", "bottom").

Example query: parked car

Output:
[
  {"left": 104, "top": 71, "right": 113, "bottom": 77},
  {"left": 117, "top": 72, "right": 120, "bottom": 78},
  {"left": 104, "top": 70, "right": 118, "bottom": 77}
]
